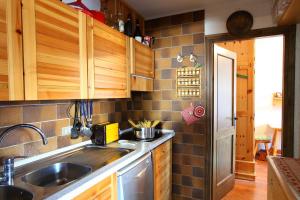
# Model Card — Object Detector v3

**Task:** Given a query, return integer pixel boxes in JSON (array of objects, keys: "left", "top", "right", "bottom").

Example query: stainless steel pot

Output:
[{"left": 134, "top": 127, "right": 155, "bottom": 140}]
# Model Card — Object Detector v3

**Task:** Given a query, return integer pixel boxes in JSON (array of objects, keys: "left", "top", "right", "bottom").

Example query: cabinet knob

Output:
[{"left": 16, "top": 29, "right": 22, "bottom": 34}]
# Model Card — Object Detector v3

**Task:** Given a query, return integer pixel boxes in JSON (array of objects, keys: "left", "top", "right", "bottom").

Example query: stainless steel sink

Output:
[
  {"left": 12, "top": 145, "right": 133, "bottom": 199},
  {"left": 21, "top": 162, "right": 92, "bottom": 187},
  {"left": 0, "top": 185, "right": 33, "bottom": 200}
]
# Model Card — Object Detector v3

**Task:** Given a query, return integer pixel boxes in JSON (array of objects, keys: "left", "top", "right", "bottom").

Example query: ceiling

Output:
[{"left": 122, "top": 0, "right": 223, "bottom": 19}]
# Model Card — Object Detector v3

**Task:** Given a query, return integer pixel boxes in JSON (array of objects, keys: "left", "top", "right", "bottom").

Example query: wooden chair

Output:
[{"left": 254, "top": 136, "right": 272, "bottom": 158}]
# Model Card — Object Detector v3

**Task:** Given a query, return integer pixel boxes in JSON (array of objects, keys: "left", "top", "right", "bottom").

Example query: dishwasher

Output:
[{"left": 117, "top": 152, "right": 153, "bottom": 200}]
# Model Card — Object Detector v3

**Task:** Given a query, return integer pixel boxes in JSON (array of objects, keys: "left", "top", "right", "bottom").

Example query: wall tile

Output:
[
  {"left": 41, "top": 119, "right": 69, "bottom": 137},
  {"left": 161, "top": 25, "right": 182, "bottom": 37},
  {"left": 193, "top": 10, "right": 205, "bottom": 22},
  {"left": 153, "top": 38, "right": 172, "bottom": 49},
  {"left": 176, "top": 180, "right": 194, "bottom": 197},
  {"left": 142, "top": 100, "right": 152, "bottom": 110},
  {"left": 193, "top": 145, "right": 204, "bottom": 156},
  {"left": 155, "top": 59, "right": 172, "bottom": 69},
  {"left": 161, "top": 121, "right": 173, "bottom": 129},
  {"left": 0, "top": 144, "right": 24, "bottom": 161},
  {"left": 192, "top": 188, "right": 203, "bottom": 199},
  {"left": 57, "top": 135, "right": 84, "bottom": 148},
  {"left": 161, "top": 111, "right": 172, "bottom": 121},
  {"left": 24, "top": 137, "right": 57, "bottom": 157},
  {"left": 192, "top": 177, "right": 204, "bottom": 188},
  {"left": 159, "top": 80, "right": 174, "bottom": 90},
  {"left": 92, "top": 101, "right": 101, "bottom": 114},
  {"left": 162, "top": 90, "right": 174, "bottom": 100},
  {"left": 147, "top": 29, "right": 161, "bottom": 37},
  {"left": 160, "top": 101, "right": 172, "bottom": 110},
  {"left": 0, "top": 106, "right": 23, "bottom": 126},
  {"left": 161, "top": 69, "right": 173, "bottom": 79},
  {"left": 182, "top": 21, "right": 204, "bottom": 34},
  {"left": 171, "top": 112, "right": 183, "bottom": 121},
  {"left": 182, "top": 176, "right": 192, "bottom": 186},
  {"left": 193, "top": 33, "right": 204, "bottom": 44},
  {"left": 171, "top": 12, "right": 194, "bottom": 25},
  {"left": 171, "top": 58, "right": 182, "bottom": 68},
  {"left": 194, "top": 44, "right": 205, "bottom": 55},
  {"left": 57, "top": 103, "right": 71, "bottom": 119},
  {"left": 146, "top": 16, "right": 172, "bottom": 30},
  {"left": 156, "top": 47, "right": 181, "bottom": 59},
  {"left": 151, "top": 91, "right": 162, "bottom": 101},
  {"left": 172, "top": 35, "right": 193, "bottom": 46},
  {"left": 173, "top": 174, "right": 181, "bottom": 185},
  {"left": 143, "top": 110, "right": 161, "bottom": 121},
  {"left": 92, "top": 114, "right": 109, "bottom": 124},
  {"left": 23, "top": 105, "right": 57, "bottom": 123}
]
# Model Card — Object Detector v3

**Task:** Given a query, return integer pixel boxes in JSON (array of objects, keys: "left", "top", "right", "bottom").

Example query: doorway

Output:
[
  {"left": 205, "top": 25, "right": 296, "bottom": 200},
  {"left": 215, "top": 35, "right": 284, "bottom": 200}
]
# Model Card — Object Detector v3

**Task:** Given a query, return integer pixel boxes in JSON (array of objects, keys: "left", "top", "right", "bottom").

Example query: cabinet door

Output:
[
  {"left": 87, "top": 17, "right": 130, "bottom": 99},
  {"left": 74, "top": 174, "right": 117, "bottom": 200},
  {"left": 22, "top": 0, "right": 87, "bottom": 100},
  {"left": 0, "top": 0, "right": 23, "bottom": 100},
  {"left": 131, "top": 75, "right": 153, "bottom": 91},
  {"left": 130, "top": 38, "right": 154, "bottom": 78},
  {"left": 152, "top": 140, "right": 172, "bottom": 200}
]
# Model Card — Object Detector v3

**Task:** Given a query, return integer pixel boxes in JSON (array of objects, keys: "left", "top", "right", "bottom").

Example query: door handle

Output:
[{"left": 233, "top": 117, "right": 238, "bottom": 127}]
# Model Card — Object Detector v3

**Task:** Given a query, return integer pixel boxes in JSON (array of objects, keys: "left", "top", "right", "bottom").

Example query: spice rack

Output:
[{"left": 176, "top": 67, "right": 201, "bottom": 97}]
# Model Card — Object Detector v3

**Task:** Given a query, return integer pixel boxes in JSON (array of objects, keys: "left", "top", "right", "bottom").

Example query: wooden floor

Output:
[{"left": 222, "top": 160, "right": 268, "bottom": 200}]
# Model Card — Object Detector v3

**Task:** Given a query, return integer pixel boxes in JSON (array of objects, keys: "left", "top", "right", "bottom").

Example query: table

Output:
[{"left": 269, "top": 123, "right": 282, "bottom": 156}]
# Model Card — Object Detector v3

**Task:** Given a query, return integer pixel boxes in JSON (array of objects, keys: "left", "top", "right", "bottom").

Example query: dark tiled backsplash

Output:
[
  {"left": 0, "top": 100, "right": 132, "bottom": 159},
  {"left": 144, "top": 10, "right": 206, "bottom": 199}
]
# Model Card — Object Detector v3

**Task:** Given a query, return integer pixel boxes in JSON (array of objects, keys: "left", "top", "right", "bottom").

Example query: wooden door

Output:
[
  {"left": 218, "top": 40, "right": 255, "bottom": 180},
  {"left": 0, "top": 0, "right": 23, "bottom": 100},
  {"left": 213, "top": 45, "right": 237, "bottom": 200},
  {"left": 87, "top": 17, "right": 130, "bottom": 99},
  {"left": 74, "top": 174, "right": 117, "bottom": 200},
  {"left": 152, "top": 140, "right": 172, "bottom": 200},
  {"left": 130, "top": 38, "right": 154, "bottom": 78},
  {"left": 22, "top": 0, "right": 87, "bottom": 100}
]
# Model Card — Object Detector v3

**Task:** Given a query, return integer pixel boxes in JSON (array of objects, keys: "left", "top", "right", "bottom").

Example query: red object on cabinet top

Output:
[{"left": 66, "top": 0, "right": 105, "bottom": 23}]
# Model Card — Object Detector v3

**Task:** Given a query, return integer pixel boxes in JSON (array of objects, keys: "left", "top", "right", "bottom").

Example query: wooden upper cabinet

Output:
[
  {"left": 273, "top": 0, "right": 300, "bottom": 25},
  {"left": 87, "top": 16, "right": 130, "bottom": 99},
  {"left": 0, "top": 0, "right": 24, "bottom": 101},
  {"left": 130, "top": 38, "right": 154, "bottom": 78},
  {"left": 22, "top": 0, "right": 87, "bottom": 100}
]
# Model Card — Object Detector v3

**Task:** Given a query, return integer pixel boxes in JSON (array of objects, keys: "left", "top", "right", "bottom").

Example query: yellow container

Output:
[{"left": 105, "top": 123, "right": 119, "bottom": 144}]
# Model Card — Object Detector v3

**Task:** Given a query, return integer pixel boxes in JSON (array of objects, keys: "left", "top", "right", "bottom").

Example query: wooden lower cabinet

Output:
[
  {"left": 152, "top": 140, "right": 172, "bottom": 200},
  {"left": 74, "top": 174, "right": 117, "bottom": 200},
  {"left": 268, "top": 164, "right": 289, "bottom": 200}
]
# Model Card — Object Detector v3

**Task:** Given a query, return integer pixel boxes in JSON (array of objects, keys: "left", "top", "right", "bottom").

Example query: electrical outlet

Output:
[{"left": 62, "top": 126, "right": 72, "bottom": 136}]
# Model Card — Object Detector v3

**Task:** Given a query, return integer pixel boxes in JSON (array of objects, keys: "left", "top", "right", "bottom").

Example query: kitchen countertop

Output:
[
  {"left": 268, "top": 156, "right": 300, "bottom": 200},
  {"left": 13, "top": 129, "right": 175, "bottom": 200}
]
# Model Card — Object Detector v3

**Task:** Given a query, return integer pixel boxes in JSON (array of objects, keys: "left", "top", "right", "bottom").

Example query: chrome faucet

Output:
[{"left": 0, "top": 124, "right": 48, "bottom": 185}]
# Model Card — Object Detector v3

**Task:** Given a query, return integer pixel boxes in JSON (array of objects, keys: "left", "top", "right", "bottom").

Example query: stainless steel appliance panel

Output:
[{"left": 117, "top": 153, "right": 153, "bottom": 200}]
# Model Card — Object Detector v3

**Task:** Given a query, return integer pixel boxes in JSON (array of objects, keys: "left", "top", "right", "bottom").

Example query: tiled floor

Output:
[{"left": 222, "top": 160, "right": 268, "bottom": 200}]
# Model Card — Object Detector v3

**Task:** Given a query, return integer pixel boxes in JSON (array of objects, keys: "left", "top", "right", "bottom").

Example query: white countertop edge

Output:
[
  {"left": 40, "top": 130, "right": 175, "bottom": 200},
  {"left": 15, "top": 141, "right": 92, "bottom": 168}
]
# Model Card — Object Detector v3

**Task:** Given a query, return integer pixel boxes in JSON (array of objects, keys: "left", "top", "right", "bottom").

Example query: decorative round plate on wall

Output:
[{"left": 226, "top": 10, "right": 253, "bottom": 36}]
